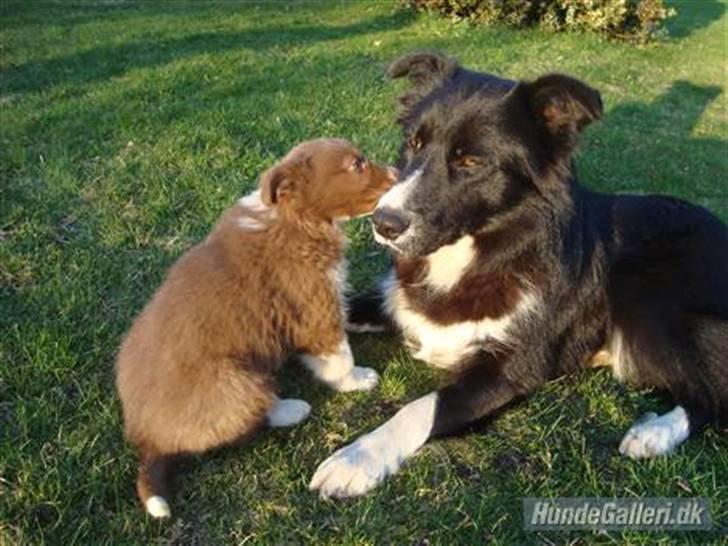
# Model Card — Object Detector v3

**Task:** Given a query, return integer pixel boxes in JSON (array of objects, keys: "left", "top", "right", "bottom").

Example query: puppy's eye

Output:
[
  {"left": 350, "top": 156, "right": 367, "bottom": 173},
  {"left": 407, "top": 135, "right": 422, "bottom": 152}
]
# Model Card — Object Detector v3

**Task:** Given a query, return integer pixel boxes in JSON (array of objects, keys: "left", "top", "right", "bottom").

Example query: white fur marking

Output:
[
  {"left": 237, "top": 190, "right": 274, "bottom": 231},
  {"left": 425, "top": 235, "right": 476, "bottom": 291},
  {"left": 376, "top": 167, "right": 421, "bottom": 211},
  {"left": 608, "top": 328, "right": 637, "bottom": 382},
  {"left": 619, "top": 406, "right": 690, "bottom": 459},
  {"left": 309, "top": 392, "right": 437, "bottom": 498},
  {"left": 373, "top": 168, "right": 422, "bottom": 251},
  {"left": 336, "top": 366, "right": 380, "bottom": 392},
  {"left": 145, "top": 495, "right": 171, "bottom": 519},
  {"left": 267, "top": 398, "right": 312, "bottom": 427},
  {"left": 383, "top": 273, "right": 540, "bottom": 368},
  {"left": 301, "top": 339, "right": 379, "bottom": 392}
]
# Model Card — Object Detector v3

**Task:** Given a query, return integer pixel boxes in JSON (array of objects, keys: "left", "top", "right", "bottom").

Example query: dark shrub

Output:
[{"left": 404, "top": 0, "right": 676, "bottom": 43}]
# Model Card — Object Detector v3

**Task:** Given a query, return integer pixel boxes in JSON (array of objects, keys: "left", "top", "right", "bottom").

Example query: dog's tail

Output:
[{"left": 136, "top": 450, "right": 177, "bottom": 518}]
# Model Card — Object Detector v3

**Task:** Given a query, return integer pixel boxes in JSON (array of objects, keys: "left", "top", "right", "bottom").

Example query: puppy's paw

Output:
[
  {"left": 309, "top": 438, "right": 396, "bottom": 498},
  {"left": 619, "top": 408, "right": 689, "bottom": 459},
  {"left": 333, "top": 366, "right": 379, "bottom": 392},
  {"left": 267, "top": 399, "right": 311, "bottom": 427}
]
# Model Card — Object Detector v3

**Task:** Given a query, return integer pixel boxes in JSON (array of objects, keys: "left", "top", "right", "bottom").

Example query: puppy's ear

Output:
[
  {"left": 259, "top": 162, "right": 297, "bottom": 206},
  {"left": 388, "top": 51, "right": 458, "bottom": 122},
  {"left": 526, "top": 74, "right": 603, "bottom": 142}
]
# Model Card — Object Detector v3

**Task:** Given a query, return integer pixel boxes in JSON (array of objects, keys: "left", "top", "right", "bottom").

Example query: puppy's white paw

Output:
[
  {"left": 309, "top": 437, "right": 397, "bottom": 498},
  {"left": 619, "top": 407, "right": 690, "bottom": 459},
  {"left": 145, "top": 495, "right": 171, "bottom": 518},
  {"left": 333, "top": 366, "right": 379, "bottom": 392},
  {"left": 267, "top": 399, "right": 311, "bottom": 428}
]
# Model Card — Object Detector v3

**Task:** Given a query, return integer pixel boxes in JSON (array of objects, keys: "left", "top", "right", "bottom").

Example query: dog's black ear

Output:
[
  {"left": 525, "top": 73, "right": 602, "bottom": 146},
  {"left": 387, "top": 51, "right": 458, "bottom": 88},
  {"left": 259, "top": 162, "right": 297, "bottom": 206},
  {"left": 387, "top": 51, "right": 458, "bottom": 122}
]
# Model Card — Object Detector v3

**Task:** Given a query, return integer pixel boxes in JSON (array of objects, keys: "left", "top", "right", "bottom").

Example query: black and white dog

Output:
[{"left": 309, "top": 52, "right": 728, "bottom": 498}]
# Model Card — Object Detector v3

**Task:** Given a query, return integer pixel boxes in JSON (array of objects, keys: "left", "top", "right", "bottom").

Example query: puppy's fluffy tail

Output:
[{"left": 136, "top": 451, "right": 177, "bottom": 518}]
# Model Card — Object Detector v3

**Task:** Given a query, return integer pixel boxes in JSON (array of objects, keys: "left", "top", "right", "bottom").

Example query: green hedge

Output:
[{"left": 404, "top": 0, "right": 676, "bottom": 42}]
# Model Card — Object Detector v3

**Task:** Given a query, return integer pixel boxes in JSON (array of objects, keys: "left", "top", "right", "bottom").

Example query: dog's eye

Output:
[
  {"left": 407, "top": 135, "right": 422, "bottom": 152},
  {"left": 452, "top": 148, "right": 481, "bottom": 169}
]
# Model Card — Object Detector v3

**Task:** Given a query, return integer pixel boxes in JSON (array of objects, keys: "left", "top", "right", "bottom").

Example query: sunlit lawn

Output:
[{"left": 1, "top": 1, "right": 726, "bottom": 544}]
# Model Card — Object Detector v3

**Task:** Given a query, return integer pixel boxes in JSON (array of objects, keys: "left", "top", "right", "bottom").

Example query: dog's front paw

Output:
[
  {"left": 333, "top": 366, "right": 379, "bottom": 392},
  {"left": 309, "top": 437, "right": 397, "bottom": 498}
]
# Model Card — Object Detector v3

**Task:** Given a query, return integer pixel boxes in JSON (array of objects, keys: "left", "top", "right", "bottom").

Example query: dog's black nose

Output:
[{"left": 372, "top": 207, "right": 410, "bottom": 240}]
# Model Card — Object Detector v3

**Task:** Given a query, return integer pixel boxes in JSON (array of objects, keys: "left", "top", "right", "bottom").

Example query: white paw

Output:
[
  {"left": 267, "top": 399, "right": 311, "bottom": 428},
  {"left": 309, "top": 437, "right": 398, "bottom": 498},
  {"left": 333, "top": 366, "right": 380, "bottom": 392},
  {"left": 310, "top": 393, "right": 437, "bottom": 498},
  {"left": 619, "top": 407, "right": 689, "bottom": 459},
  {"left": 145, "top": 495, "right": 171, "bottom": 518}
]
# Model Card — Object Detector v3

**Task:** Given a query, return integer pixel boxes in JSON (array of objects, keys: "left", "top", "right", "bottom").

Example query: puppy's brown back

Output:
[{"left": 116, "top": 233, "right": 280, "bottom": 455}]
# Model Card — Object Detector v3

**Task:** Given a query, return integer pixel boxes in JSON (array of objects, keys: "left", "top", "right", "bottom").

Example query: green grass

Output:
[{"left": 1, "top": 1, "right": 727, "bottom": 544}]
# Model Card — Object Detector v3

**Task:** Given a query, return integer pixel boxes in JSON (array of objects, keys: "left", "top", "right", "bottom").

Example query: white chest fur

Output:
[
  {"left": 383, "top": 273, "right": 538, "bottom": 368},
  {"left": 382, "top": 233, "right": 540, "bottom": 368},
  {"left": 424, "top": 235, "right": 477, "bottom": 291}
]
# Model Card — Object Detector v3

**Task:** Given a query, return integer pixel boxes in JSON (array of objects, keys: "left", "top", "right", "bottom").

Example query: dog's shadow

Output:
[{"left": 583, "top": 80, "right": 727, "bottom": 220}]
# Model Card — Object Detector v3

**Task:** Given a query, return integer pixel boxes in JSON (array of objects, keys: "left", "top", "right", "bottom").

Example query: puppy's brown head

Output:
[{"left": 259, "top": 138, "right": 397, "bottom": 222}]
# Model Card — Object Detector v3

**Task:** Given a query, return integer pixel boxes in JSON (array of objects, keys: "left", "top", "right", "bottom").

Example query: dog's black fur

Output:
[{"left": 354, "top": 51, "right": 728, "bottom": 442}]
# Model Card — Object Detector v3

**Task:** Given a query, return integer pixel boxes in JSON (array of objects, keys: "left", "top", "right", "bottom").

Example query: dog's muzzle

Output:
[{"left": 372, "top": 207, "right": 411, "bottom": 241}]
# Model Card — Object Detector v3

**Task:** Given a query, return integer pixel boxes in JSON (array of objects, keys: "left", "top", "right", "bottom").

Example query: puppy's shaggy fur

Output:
[{"left": 116, "top": 138, "right": 396, "bottom": 517}]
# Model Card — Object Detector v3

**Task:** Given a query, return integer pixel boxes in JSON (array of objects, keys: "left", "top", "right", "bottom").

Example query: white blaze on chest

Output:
[
  {"left": 383, "top": 233, "right": 540, "bottom": 368},
  {"left": 424, "top": 235, "right": 477, "bottom": 291}
]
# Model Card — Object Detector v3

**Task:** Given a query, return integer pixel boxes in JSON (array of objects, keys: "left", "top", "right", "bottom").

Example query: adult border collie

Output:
[{"left": 309, "top": 52, "right": 728, "bottom": 498}]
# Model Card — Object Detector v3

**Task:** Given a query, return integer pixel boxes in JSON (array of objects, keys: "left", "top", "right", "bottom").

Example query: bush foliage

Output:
[{"left": 405, "top": 0, "right": 676, "bottom": 42}]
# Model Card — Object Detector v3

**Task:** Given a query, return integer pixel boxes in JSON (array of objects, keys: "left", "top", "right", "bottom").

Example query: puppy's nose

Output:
[
  {"left": 386, "top": 166, "right": 399, "bottom": 181},
  {"left": 372, "top": 207, "right": 410, "bottom": 241}
]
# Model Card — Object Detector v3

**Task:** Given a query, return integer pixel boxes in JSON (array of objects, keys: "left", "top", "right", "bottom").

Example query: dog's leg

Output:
[
  {"left": 301, "top": 338, "right": 379, "bottom": 392},
  {"left": 309, "top": 351, "right": 535, "bottom": 498},
  {"left": 619, "top": 404, "right": 708, "bottom": 459},
  {"left": 309, "top": 391, "right": 436, "bottom": 498},
  {"left": 266, "top": 398, "right": 312, "bottom": 427},
  {"left": 345, "top": 289, "right": 394, "bottom": 333}
]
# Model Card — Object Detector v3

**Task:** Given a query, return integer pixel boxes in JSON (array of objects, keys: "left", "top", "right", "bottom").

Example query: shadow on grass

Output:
[
  {"left": 0, "top": 0, "right": 335, "bottom": 29},
  {"left": 588, "top": 80, "right": 727, "bottom": 215},
  {"left": 1, "top": 10, "right": 414, "bottom": 95},
  {"left": 667, "top": 0, "right": 726, "bottom": 39}
]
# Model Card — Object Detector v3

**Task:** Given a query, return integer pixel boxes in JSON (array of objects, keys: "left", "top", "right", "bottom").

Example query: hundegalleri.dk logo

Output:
[{"left": 523, "top": 497, "right": 712, "bottom": 531}]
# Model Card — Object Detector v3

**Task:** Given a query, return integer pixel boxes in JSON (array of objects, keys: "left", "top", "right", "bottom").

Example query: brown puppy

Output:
[{"left": 115, "top": 138, "right": 397, "bottom": 518}]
